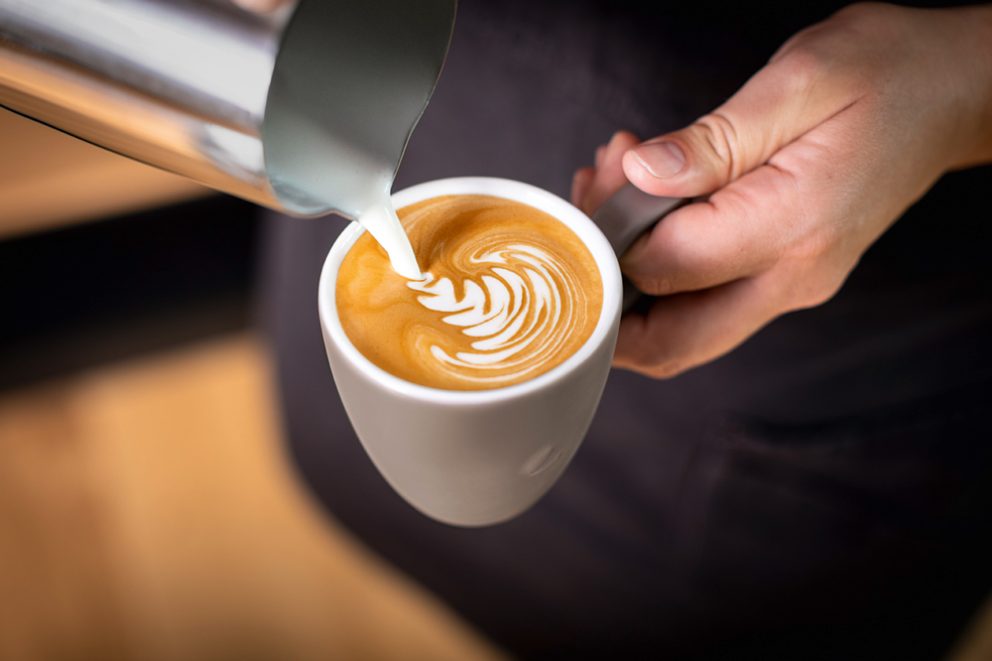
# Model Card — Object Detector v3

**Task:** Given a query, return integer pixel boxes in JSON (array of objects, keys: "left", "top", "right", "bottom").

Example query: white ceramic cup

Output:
[{"left": 318, "top": 177, "right": 622, "bottom": 526}]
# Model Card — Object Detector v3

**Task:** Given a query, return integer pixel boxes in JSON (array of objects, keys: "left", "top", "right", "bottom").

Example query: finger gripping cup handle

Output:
[{"left": 591, "top": 185, "right": 688, "bottom": 311}]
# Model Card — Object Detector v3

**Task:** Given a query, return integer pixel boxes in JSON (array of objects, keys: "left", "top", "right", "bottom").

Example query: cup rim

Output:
[{"left": 318, "top": 176, "right": 623, "bottom": 404}]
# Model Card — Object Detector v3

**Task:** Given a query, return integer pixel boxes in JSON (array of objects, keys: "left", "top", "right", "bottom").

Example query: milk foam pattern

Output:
[
  {"left": 407, "top": 241, "right": 579, "bottom": 385},
  {"left": 337, "top": 194, "right": 601, "bottom": 391}
]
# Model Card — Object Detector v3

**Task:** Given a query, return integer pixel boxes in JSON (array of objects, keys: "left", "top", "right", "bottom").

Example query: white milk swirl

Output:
[
  {"left": 407, "top": 243, "right": 579, "bottom": 385},
  {"left": 337, "top": 194, "right": 602, "bottom": 391}
]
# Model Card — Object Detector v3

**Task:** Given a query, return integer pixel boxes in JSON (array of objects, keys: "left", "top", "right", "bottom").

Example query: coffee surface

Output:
[{"left": 337, "top": 194, "right": 603, "bottom": 390}]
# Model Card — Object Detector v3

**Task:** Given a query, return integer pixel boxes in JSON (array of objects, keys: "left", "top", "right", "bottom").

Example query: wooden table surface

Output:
[
  {"left": 0, "top": 334, "right": 503, "bottom": 661},
  {"left": 0, "top": 106, "right": 505, "bottom": 661}
]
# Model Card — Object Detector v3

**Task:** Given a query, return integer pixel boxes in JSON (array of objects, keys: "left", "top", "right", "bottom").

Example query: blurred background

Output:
[
  {"left": 0, "top": 106, "right": 505, "bottom": 660},
  {"left": 2, "top": 103, "right": 992, "bottom": 659}
]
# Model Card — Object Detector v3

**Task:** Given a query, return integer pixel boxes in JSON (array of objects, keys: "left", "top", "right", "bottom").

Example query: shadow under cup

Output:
[{"left": 318, "top": 177, "right": 623, "bottom": 526}]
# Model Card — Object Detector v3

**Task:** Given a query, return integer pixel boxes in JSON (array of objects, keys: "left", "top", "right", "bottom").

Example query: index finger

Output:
[{"left": 621, "top": 162, "right": 799, "bottom": 296}]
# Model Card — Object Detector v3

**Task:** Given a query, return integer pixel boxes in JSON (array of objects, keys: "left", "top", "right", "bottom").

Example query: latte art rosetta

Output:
[
  {"left": 337, "top": 194, "right": 603, "bottom": 391},
  {"left": 407, "top": 242, "right": 578, "bottom": 384}
]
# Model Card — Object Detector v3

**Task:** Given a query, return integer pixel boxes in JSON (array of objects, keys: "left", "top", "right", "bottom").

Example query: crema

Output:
[{"left": 337, "top": 194, "right": 603, "bottom": 390}]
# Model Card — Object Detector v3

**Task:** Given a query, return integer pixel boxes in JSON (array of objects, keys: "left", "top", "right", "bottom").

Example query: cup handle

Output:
[{"left": 591, "top": 185, "right": 688, "bottom": 311}]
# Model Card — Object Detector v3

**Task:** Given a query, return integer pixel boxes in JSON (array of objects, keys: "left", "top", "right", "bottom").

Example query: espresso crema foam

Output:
[{"left": 337, "top": 194, "right": 603, "bottom": 390}]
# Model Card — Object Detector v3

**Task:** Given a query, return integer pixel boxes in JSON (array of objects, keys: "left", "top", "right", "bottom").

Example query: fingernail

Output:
[{"left": 633, "top": 141, "right": 686, "bottom": 178}]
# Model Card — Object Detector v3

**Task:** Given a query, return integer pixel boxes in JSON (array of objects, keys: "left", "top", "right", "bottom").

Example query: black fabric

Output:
[{"left": 258, "top": 2, "right": 992, "bottom": 658}]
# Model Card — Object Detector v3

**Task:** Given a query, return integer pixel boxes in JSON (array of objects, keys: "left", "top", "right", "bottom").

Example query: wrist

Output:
[{"left": 945, "top": 4, "right": 992, "bottom": 168}]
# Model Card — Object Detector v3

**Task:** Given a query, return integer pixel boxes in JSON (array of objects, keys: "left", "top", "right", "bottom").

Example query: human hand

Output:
[
  {"left": 231, "top": 0, "right": 290, "bottom": 13},
  {"left": 573, "top": 3, "right": 992, "bottom": 378}
]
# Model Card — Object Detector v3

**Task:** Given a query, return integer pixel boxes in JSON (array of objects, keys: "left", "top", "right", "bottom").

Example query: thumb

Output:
[{"left": 623, "top": 48, "right": 855, "bottom": 197}]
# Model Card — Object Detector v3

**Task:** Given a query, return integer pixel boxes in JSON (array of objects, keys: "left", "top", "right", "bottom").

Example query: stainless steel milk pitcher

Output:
[{"left": 0, "top": 0, "right": 456, "bottom": 218}]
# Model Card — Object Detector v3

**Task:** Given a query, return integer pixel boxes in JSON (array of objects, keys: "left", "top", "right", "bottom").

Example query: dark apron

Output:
[{"left": 258, "top": 2, "right": 992, "bottom": 658}]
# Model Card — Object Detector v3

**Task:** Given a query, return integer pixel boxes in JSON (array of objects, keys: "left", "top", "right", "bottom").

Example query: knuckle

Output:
[
  {"left": 625, "top": 223, "right": 711, "bottom": 297},
  {"left": 774, "top": 43, "right": 826, "bottom": 100},
  {"left": 832, "top": 2, "right": 890, "bottom": 26},
  {"left": 775, "top": 192, "right": 840, "bottom": 264},
  {"left": 798, "top": 274, "right": 845, "bottom": 308},
  {"left": 775, "top": 3, "right": 898, "bottom": 96},
  {"left": 779, "top": 267, "right": 845, "bottom": 309},
  {"left": 645, "top": 360, "right": 686, "bottom": 379},
  {"left": 645, "top": 277, "right": 677, "bottom": 297},
  {"left": 828, "top": 3, "right": 898, "bottom": 73},
  {"left": 690, "top": 112, "right": 742, "bottom": 181},
  {"left": 789, "top": 228, "right": 835, "bottom": 264},
  {"left": 627, "top": 271, "right": 676, "bottom": 297},
  {"left": 709, "top": 184, "right": 759, "bottom": 228},
  {"left": 623, "top": 224, "right": 690, "bottom": 296},
  {"left": 768, "top": 203, "right": 848, "bottom": 310},
  {"left": 774, "top": 236, "right": 843, "bottom": 309},
  {"left": 621, "top": 335, "right": 685, "bottom": 379},
  {"left": 626, "top": 346, "right": 683, "bottom": 379}
]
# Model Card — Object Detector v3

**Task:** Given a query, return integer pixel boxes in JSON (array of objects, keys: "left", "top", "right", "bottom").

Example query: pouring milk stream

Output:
[{"left": 0, "top": 0, "right": 457, "bottom": 240}]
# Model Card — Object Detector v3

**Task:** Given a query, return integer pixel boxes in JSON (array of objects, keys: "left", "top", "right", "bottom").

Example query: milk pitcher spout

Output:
[{"left": 0, "top": 0, "right": 456, "bottom": 218}]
